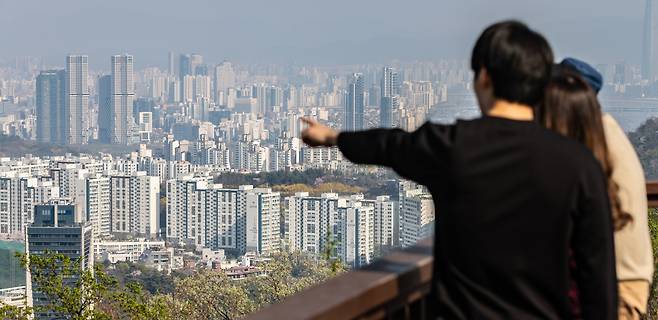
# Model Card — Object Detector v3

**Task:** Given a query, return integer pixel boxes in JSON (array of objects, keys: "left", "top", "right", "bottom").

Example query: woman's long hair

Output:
[{"left": 538, "top": 68, "right": 632, "bottom": 231}]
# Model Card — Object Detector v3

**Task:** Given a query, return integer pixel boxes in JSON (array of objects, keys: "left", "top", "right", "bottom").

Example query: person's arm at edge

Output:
[
  {"left": 573, "top": 162, "right": 619, "bottom": 320},
  {"left": 300, "top": 118, "right": 453, "bottom": 184}
]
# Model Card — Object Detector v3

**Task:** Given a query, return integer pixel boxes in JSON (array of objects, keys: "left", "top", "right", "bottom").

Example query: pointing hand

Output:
[{"left": 300, "top": 117, "right": 339, "bottom": 147}]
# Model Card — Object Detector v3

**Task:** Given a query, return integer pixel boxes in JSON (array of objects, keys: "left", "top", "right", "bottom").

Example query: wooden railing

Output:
[
  {"left": 647, "top": 181, "right": 658, "bottom": 208},
  {"left": 245, "top": 182, "right": 658, "bottom": 320}
]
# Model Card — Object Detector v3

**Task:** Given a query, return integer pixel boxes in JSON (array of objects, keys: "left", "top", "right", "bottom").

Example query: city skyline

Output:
[{"left": 1, "top": 2, "right": 657, "bottom": 319}]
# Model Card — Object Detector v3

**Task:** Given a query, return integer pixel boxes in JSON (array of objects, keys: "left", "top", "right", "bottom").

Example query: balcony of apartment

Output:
[{"left": 245, "top": 182, "right": 658, "bottom": 320}]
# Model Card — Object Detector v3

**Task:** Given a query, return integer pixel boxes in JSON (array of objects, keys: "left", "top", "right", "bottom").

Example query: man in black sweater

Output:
[{"left": 301, "top": 21, "right": 617, "bottom": 319}]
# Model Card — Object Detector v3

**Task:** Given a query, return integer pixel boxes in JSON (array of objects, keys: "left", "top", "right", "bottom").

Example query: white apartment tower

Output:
[
  {"left": 85, "top": 175, "right": 111, "bottom": 239},
  {"left": 110, "top": 172, "right": 160, "bottom": 237},
  {"left": 286, "top": 192, "right": 377, "bottom": 267},
  {"left": 339, "top": 198, "right": 374, "bottom": 268},
  {"left": 214, "top": 61, "right": 236, "bottom": 102},
  {"left": 286, "top": 192, "right": 339, "bottom": 254},
  {"left": 0, "top": 174, "right": 58, "bottom": 236},
  {"left": 400, "top": 187, "right": 435, "bottom": 247},
  {"left": 371, "top": 195, "right": 397, "bottom": 256},
  {"left": 245, "top": 188, "right": 281, "bottom": 255},
  {"left": 166, "top": 178, "right": 282, "bottom": 255}
]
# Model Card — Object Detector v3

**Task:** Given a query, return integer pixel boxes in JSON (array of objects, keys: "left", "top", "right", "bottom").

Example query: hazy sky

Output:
[{"left": 0, "top": 0, "right": 646, "bottom": 69}]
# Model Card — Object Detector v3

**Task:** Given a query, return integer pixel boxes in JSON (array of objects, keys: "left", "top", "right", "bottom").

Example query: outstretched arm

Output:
[{"left": 301, "top": 118, "right": 453, "bottom": 185}]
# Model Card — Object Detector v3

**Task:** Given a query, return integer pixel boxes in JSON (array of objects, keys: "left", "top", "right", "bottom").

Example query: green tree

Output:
[
  {"left": 16, "top": 251, "right": 172, "bottom": 320},
  {"left": 244, "top": 248, "right": 345, "bottom": 309},
  {"left": 99, "top": 283, "right": 170, "bottom": 320},
  {"left": 167, "top": 270, "right": 254, "bottom": 320},
  {"left": 0, "top": 302, "right": 31, "bottom": 320},
  {"left": 19, "top": 252, "right": 115, "bottom": 320}
]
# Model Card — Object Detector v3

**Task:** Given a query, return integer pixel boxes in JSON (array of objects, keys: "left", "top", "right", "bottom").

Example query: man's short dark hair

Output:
[{"left": 471, "top": 20, "right": 554, "bottom": 106}]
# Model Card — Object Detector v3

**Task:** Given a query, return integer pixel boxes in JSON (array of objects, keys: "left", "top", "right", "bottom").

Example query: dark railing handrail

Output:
[
  {"left": 245, "top": 181, "right": 658, "bottom": 320},
  {"left": 646, "top": 181, "right": 658, "bottom": 207},
  {"left": 245, "top": 237, "right": 433, "bottom": 320}
]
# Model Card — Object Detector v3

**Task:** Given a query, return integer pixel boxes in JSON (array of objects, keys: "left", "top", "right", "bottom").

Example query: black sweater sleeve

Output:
[
  {"left": 573, "top": 163, "right": 618, "bottom": 320},
  {"left": 336, "top": 122, "right": 454, "bottom": 186}
]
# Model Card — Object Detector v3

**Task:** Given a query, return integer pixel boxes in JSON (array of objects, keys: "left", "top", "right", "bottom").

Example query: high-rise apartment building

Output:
[
  {"left": 84, "top": 174, "right": 111, "bottom": 239},
  {"left": 339, "top": 198, "right": 374, "bottom": 268},
  {"left": 179, "top": 54, "right": 191, "bottom": 79},
  {"left": 97, "top": 75, "right": 112, "bottom": 144},
  {"left": 380, "top": 67, "right": 400, "bottom": 128},
  {"left": 369, "top": 195, "right": 397, "bottom": 256},
  {"left": 166, "top": 178, "right": 280, "bottom": 255},
  {"left": 168, "top": 51, "right": 175, "bottom": 76},
  {"left": 110, "top": 55, "right": 134, "bottom": 145},
  {"left": 137, "top": 112, "right": 153, "bottom": 143},
  {"left": 166, "top": 177, "right": 233, "bottom": 248},
  {"left": 0, "top": 174, "right": 58, "bottom": 236},
  {"left": 110, "top": 172, "right": 160, "bottom": 237},
  {"left": 48, "top": 163, "right": 88, "bottom": 221},
  {"left": 286, "top": 192, "right": 339, "bottom": 254},
  {"left": 644, "top": 0, "right": 658, "bottom": 81},
  {"left": 35, "top": 70, "right": 65, "bottom": 144},
  {"left": 286, "top": 192, "right": 377, "bottom": 267},
  {"left": 245, "top": 188, "right": 281, "bottom": 255},
  {"left": 168, "top": 78, "right": 181, "bottom": 103},
  {"left": 400, "top": 187, "right": 434, "bottom": 247},
  {"left": 65, "top": 55, "right": 89, "bottom": 144},
  {"left": 182, "top": 75, "right": 195, "bottom": 102},
  {"left": 411, "top": 81, "right": 434, "bottom": 109},
  {"left": 344, "top": 73, "right": 365, "bottom": 131},
  {"left": 26, "top": 201, "right": 93, "bottom": 319},
  {"left": 214, "top": 61, "right": 236, "bottom": 101},
  {"left": 193, "top": 75, "right": 212, "bottom": 101},
  {"left": 179, "top": 53, "right": 203, "bottom": 79},
  {"left": 190, "top": 54, "right": 203, "bottom": 75}
]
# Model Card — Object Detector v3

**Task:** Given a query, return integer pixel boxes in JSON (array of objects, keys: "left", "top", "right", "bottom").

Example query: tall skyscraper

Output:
[
  {"left": 26, "top": 201, "right": 93, "bottom": 319},
  {"left": 214, "top": 61, "right": 236, "bottom": 101},
  {"left": 644, "top": 0, "right": 658, "bottom": 81},
  {"left": 381, "top": 67, "right": 400, "bottom": 99},
  {"left": 65, "top": 55, "right": 89, "bottom": 144},
  {"left": 182, "top": 75, "right": 195, "bottom": 102},
  {"left": 412, "top": 81, "right": 434, "bottom": 109},
  {"left": 190, "top": 54, "right": 203, "bottom": 75},
  {"left": 179, "top": 54, "right": 191, "bottom": 79},
  {"left": 193, "top": 75, "right": 212, "bottom": 100},
  {"left": 344, "top": 73, "right": 365, "bottom": 131},
  {"left": 97, "top": 75, "right": 112, "bottom": 144},
  {"left": 168, "top": 51, "right": 175, "bottom": 76},
  {"left": 35, "top": 70, "right": 65, "bottom": 144},
  {"left": 110, "top": 55, "right": 134, "bottom": 145},
  {"left": 179, "top": 53, "right": 203, "bottom": 79},
  {"left": 168, "top": 79, "right": 181, "bottom": 103},
  {"left": 380, "top": 67, "right": 400, "bottom": 128}
]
